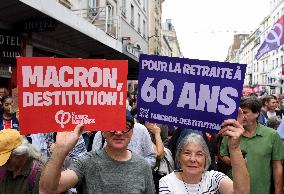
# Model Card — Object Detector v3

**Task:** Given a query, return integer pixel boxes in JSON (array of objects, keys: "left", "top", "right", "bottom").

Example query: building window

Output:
[
  {"left": 131, "top": 4, "right": 134, "bottom": 26},
  {"left": 138, "top": 13, "right": 141, "bottom": 33},
  {"left": 88, "top": 0, "right": 97, "bottom": 16},
  {"left": 273, "top": 16, "right": 276, "bottom": 23},
  {"left": 89, "top": 0, "right": 96, "bottom": 8},
  {"left": 143, "top": 0, "right": 146, "bottom": 11},
  {"left": 106, "top": 3, "right": 113, "bottom": 17},
  {"left": 143, "top": 20, "right": 146, "bottom": 38},
  {"left": 122, "top": 0, "right": 126, "bottom": 16},
  {"left": 262, "top": 61, "right": 264, "bottom": 72}
]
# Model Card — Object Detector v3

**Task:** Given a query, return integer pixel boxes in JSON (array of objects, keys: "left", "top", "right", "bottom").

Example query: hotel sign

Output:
[
  {"left": 0, "top": 30, "right": 21, "bottom": 65},
  {"left": 22, "top": 18, "right": 57, "bottom": 32}
]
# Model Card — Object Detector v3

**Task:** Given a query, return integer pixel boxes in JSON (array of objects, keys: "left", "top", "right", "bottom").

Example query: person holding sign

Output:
[
  {"left": 39, "top": 111, "right": 155, "bottom": 194},
  {"left": 159, "top": 111, "right": 250, "bottom": 194},
  {"left": 220, "top": 96, "right": 284, "bottom": 194}
]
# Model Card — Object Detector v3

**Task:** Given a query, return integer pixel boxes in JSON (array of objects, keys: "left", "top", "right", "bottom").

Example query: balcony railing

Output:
[
  {"left": 72, "top": 6, "right": 119, "bottom": 39},
  {"left": 58, "top": 0, "right": 72, "bottom": 9}
]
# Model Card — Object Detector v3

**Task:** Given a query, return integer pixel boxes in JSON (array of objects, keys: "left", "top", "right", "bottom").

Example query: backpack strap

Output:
[
  {"left": 28, "top": 160, "right": 40, "bottom": 191},
  {"left": 0, "top": 168, "right": 6, "bottom": 182},
  {"left": 101, "top": 132, "right": 106, "bottom": 149},
  {"left": 165, "top": 157, "right": 172, "bottom": 174}
]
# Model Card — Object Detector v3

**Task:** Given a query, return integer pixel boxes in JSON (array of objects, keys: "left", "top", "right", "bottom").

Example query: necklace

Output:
[{"left": 181, "top": 172, "right": 202, "bottom": 194}]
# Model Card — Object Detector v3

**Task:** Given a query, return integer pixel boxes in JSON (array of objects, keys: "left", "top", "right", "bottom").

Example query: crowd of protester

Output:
[{"left": 0, "top": 87, "right": 283, "bottom": 194}]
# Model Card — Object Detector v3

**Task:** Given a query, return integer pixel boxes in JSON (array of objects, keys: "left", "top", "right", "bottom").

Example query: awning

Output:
[
  {"left": 0, "top": 0, "right": 139, "bottom": 80},
  {"left": 242, "top": 85, "right": 264, "bottom": 96}
]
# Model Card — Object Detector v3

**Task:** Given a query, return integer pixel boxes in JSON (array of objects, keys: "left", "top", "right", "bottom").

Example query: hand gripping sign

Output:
[
  {"left": 17, "top": 57, "right": 128, "bottom": 134},
  {"left": 137, "top": 54, "right": 246, "bottom": 133}
]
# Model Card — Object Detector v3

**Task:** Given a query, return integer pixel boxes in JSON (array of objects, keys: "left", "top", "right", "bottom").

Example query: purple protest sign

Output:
[
  {"left": 255, "top": 15, "right": 284, "bottom": 60},
  {"left": 137, "top": 54, "right": 246, "bottom": 133}
]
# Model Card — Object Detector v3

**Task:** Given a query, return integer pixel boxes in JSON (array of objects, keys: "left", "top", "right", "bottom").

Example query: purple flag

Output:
[{"left": 256, "top": 15, "right": 284, "bottom": 60}]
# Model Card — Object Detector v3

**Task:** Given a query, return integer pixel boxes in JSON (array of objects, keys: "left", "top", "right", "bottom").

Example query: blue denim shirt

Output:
[{"left": 277, "top": 118, "right": 284, "bottom": 139}]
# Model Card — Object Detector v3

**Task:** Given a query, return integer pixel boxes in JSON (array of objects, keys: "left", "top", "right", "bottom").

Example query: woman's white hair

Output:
[
  {"left": 12, "top": 137, "right": 40, "bottom": 160},
  {"left": 176, "top": 133, "right": 211, "bottom": 171}
]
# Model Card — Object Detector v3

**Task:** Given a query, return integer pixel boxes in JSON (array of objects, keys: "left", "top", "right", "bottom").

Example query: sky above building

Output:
[{"left": 162, "top": 0, "right": 271, "bottom": 62}]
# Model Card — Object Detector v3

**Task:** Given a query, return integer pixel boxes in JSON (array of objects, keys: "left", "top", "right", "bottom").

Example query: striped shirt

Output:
[
  {"left": 159, "top": 171, "right": 228, "bottom": 194},
  {"left": 31, "top": 132, "right": 87, "bottom": 161}
]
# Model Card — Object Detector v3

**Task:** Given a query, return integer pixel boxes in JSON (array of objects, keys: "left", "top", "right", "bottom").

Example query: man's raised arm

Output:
[{"left": 39, "top": 124, "right": 83, "bottom": 194}]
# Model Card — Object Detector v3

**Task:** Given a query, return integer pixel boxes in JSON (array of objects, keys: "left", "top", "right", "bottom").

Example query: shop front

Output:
[
  {"left": 0, "top": 0, "right": 139, "bottom": 94},
  {"left": 123, "top": 42, "right": 143, "bottom": 92}
]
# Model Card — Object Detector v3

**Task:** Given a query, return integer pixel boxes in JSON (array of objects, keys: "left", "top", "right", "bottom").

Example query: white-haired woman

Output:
[
  {"left": 159, "top": 119, "right": 250, "bottom": 194},
  {"left": 0, "top": 129, "right": 42, "bottom": 194}
]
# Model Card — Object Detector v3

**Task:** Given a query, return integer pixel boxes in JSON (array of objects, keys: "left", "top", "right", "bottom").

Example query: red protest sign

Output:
[{"left": 17, "top": 57, "right": 128, "bottom": 134}]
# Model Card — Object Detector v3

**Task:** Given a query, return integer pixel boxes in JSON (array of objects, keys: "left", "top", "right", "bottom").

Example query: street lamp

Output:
[{"left": 148, "top": 35, "right": 159, "bottom": 40}]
